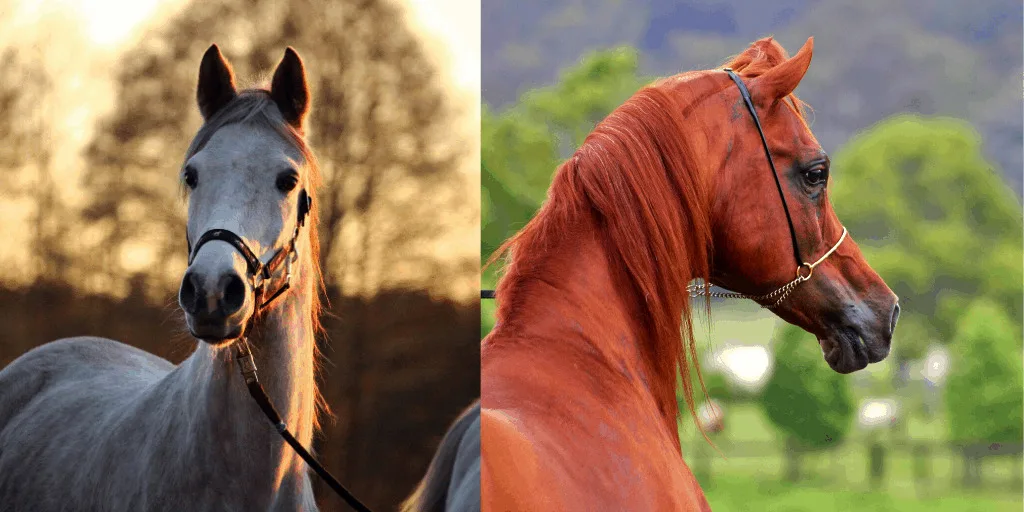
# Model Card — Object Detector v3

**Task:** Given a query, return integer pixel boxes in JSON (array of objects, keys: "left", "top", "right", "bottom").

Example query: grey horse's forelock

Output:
[{"left": 183, "top": 90, "right": 316, "bottom": 169}]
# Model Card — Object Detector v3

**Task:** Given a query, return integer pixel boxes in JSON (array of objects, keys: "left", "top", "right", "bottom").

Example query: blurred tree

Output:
[
  {"left": 79, "top": 0, "right": 471, "bottom": 509},
  {"left": 944, "top": 298, "right": 1023, "bottom": 444},
  {"left": 761, "top": 323, "right": 855, "bottom": 481},
  {"left": 829, "top": 115, "right": 1023, "bottom": 361},
  {"left": 482, "top": 46, "right": 646, "bottom": 260},
  {"left": 0, "top": 42, "right": 72, "bottom": 284},
  {"left": 81, "top": 0, "right": 467, "bottom": 298}
]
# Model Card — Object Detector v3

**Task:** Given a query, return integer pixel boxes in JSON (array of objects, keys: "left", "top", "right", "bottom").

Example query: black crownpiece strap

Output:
[{"left": 723, "top": 68, "right": 804, "bottom": 267}]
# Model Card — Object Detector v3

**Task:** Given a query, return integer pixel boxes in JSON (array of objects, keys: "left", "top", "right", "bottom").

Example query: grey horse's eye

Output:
[
  {"left": 276, "top": 171, "right": 299, "bottom": 193},
  {"left": 183, "top": 166, "right": 198, "bottom": 189}
]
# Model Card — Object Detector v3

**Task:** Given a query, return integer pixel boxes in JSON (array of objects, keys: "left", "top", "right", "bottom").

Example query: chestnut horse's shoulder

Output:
[{"left": 480, "top": 408, "right": 557, "bottom": 511}]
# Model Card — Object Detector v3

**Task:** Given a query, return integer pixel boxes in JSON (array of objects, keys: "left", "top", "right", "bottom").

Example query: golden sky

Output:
[{"left": 0, "top": 0, "right": 481, "bottom": 299}]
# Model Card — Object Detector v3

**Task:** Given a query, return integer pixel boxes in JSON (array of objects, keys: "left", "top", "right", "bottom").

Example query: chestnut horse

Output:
[{"left": 481, "top": 37, "right": 900, "bottom": 510}]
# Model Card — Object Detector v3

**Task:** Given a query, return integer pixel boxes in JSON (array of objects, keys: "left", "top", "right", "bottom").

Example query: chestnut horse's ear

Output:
[
  {"left": 270, "top": 47, "right": 310, "bottom": 132},
  {"left": 197, "top": 44, "right": 237, "bottom": 121},
  {"left": 749, "top": 37, "right": 813, "bottom": 107}
]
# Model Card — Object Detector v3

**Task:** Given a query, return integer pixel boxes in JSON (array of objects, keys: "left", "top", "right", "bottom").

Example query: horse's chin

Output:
[
  {"left": 187, "top": 318, "right": 245, "bottom": 345},
  {"left": 818, "top": 328, "right": 873, "bottom": 374}
]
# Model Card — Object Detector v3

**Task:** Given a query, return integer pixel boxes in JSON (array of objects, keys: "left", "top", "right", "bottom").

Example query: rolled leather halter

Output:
[
  {"left": 481, "top": 68, "right": 849, "bottom": 308},
  {"left": 684, "top": 68, "right": 848, "bottom": 308},
  {"left": 186, "top": 188, "right": 312, "bottom": 312}
]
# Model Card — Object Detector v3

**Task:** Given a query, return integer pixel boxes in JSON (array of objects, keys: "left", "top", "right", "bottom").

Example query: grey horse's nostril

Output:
[
  {"left": 889, "top": 302, "right": 900, "bottom": 336},
  {"left": 179, "top": 271, "right": 202, "bottom": 315},
  {"left": 220, "top": 274, "right": 246, "bottom": 316}
]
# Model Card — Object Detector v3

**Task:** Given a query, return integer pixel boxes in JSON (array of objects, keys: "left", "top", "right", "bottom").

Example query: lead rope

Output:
[
  {"left": 235, "top": 340, "right": 373, "bottom": 512},
  {"left": 187, "top": 190, "right": 371, "bottom": 511}
]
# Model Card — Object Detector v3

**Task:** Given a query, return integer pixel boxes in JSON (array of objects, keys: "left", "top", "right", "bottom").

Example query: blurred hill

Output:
[{"left": 482, "top": 0, "right": 1023, "bottom": 196}]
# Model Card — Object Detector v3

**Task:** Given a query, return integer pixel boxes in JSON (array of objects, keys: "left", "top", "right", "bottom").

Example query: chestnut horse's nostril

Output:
[
  {"left": 179, "top": 271, "right": 202, "bottom": 315},
  {"left": 889, "top": 302, "right": 901, "bottom": 336},
  {"left": 220, "top": 274, "right": 246, "bottom": 316}
]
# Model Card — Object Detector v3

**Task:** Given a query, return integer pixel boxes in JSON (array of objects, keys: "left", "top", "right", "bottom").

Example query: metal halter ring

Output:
[{"left": 797, "top": 263, "right": 813, "bottom": 281}]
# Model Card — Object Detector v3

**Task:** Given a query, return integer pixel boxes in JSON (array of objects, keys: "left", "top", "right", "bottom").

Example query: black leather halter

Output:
[
  {"left": 186, "top": 189, "right": 312, "bottom": 311},
  {"left": 184, "top": 189, "right": 373, "bottom": 512},
  {"left": 723, "top": 67, "right": 804, "bottom": 268}
]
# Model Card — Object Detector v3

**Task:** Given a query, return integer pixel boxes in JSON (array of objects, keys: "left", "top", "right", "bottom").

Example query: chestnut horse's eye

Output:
[
  {"left": 803, "top": 166, "right": 828, "bottom": 186},
  {"left": 183, "top": 166, "right": 198, "bottom": 189},
  {"left": 276, "top": 171, "right": 299, "bottom": 193}
]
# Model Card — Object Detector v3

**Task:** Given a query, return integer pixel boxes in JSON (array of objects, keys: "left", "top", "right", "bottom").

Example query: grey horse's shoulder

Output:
[{"left": 0, "top": 336, "right": 173, "bottom": 377}]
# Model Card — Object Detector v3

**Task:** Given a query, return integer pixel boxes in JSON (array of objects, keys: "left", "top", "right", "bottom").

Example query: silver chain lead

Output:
[
  {"left": 687, "top": 227, "right": 848, "bottom": 310},
  {"left": 686, "top": 275, "right": 807, "bottom": 310}
]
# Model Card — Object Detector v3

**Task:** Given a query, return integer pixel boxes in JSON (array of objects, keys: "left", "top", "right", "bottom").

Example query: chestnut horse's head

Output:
[{"left": 691, "top": 37, "right": 899, "bottom": 373}]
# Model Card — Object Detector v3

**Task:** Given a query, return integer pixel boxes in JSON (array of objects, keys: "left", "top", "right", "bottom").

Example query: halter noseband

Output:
[{"left": 186, "top": 188, "right": 312, "bottom": 312}]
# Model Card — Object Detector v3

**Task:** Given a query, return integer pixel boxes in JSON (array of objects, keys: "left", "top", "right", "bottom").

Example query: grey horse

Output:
[{"left": 0, "top": 45, "right": 326, "bottom": 511}]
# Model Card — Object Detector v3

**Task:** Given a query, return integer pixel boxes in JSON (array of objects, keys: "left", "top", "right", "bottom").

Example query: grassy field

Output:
[
  {"left": 681, "top": 403, "right": 1022, "bottom": 510},
  {"left": 702, "top": 472, "right": 1021, "bottom": 512},
  {"left": 677, "top": 302, "right": 1023, "bottom": 510}
]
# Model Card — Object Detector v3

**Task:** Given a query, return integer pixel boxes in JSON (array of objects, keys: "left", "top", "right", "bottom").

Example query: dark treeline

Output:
[{"left": 0, "top": 282, "right": 479, "bottom": 510}]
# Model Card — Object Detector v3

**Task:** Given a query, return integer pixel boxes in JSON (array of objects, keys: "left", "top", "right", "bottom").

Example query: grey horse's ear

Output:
[
  {"left": 196, "top": 44, "right": 237, "bottom": 121},
  {"left": 270, "top": 47, "right": 310, "bottom": 132}
]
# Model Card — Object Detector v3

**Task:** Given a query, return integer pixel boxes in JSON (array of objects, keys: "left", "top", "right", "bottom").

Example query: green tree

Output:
[
  {"left": 944, "top": 299, "right": 1023, "bottom": 444},
  {"left": 481, "top": 47, "right": 647, "bottom": 336},
  {"left": 830, "top": 115, "right": 1023, "bottom": 360},
  {"left": 761, "top": 323, "right": 855, "bottom": 481}
]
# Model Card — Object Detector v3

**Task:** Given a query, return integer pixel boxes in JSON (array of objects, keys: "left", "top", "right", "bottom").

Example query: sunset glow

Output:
[
  {"left": 405, "top": 0, "right": 481, "bottom": 93},
  {"left": 51, "top": 0, "right": 168, "bottom": 46}
]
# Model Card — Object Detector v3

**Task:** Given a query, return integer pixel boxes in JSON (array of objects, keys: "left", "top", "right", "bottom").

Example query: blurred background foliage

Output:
[
  {"left": 0, "top": 0, "right": 478, "bottom": 509},
  {"left": 482, "top": 1, "right": 1022, "bottom": 510}
]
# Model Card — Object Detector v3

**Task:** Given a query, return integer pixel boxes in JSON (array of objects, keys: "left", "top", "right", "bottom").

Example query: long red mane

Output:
[{"left": 489, "top": 37, "right": 808, "bottom": 431}]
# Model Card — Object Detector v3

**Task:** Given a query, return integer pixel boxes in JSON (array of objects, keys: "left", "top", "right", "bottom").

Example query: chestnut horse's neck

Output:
[{"left": 493, "top": 219, "right": 686, "bottom": 433}]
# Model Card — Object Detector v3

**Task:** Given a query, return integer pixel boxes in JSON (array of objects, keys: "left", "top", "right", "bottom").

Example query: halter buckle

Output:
[
  {"left": 236, "top": 346, "right": 259, "bottom": 384},
  {"left": 252, "top": 271, "right": 266, "bottom": 295}
]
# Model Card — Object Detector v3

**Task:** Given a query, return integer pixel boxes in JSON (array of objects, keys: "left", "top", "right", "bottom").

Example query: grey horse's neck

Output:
[{"left": 168, "top": 268, "right": 318, "bottom": 507}]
